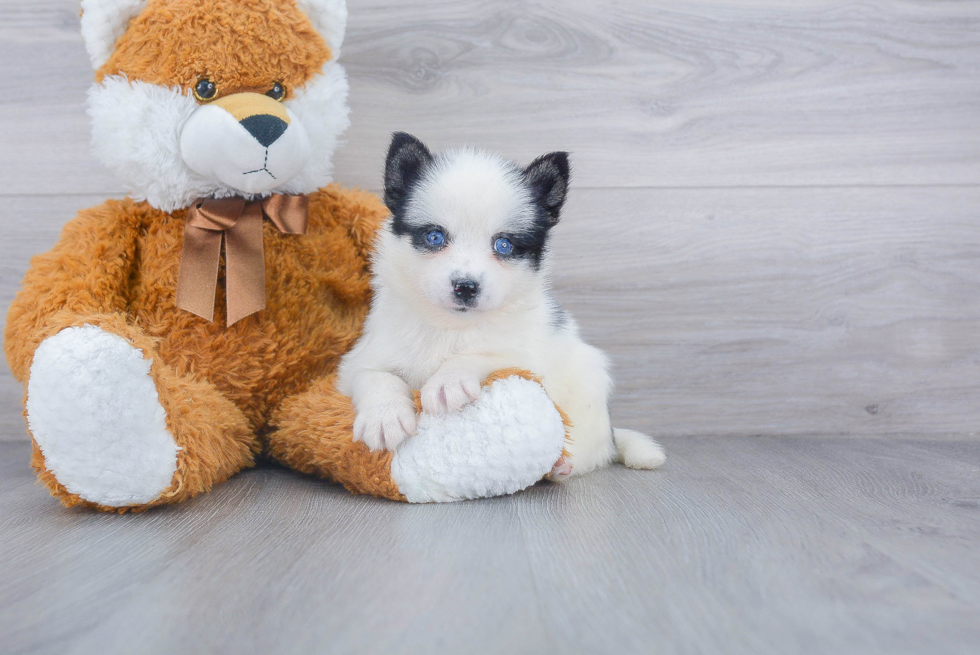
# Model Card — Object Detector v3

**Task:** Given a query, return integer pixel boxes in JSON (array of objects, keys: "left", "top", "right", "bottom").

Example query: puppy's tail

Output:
[{"left": 613, "top": 428, "right": 666, "bottom": 470}]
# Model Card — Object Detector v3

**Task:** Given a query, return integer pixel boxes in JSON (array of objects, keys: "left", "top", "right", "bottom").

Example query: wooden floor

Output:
[
  {"left": 2, "top": 436, "right": 979, "bottom": 655},
  {"left": 1, "top": 1, "right": 979, "bottom": 653}
]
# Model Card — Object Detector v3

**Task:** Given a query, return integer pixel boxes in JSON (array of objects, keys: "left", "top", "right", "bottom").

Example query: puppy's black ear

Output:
[
  {"left": 384, "top": 132, "right": 433, "bottom": 215},
  {"left": 523, "top": 152, "right": 570, "bottom": 225}
]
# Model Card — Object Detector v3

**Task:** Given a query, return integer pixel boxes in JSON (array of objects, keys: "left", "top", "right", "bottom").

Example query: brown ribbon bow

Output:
[{"left": 176, "top": 195, "right": 309, "bottom": 326}]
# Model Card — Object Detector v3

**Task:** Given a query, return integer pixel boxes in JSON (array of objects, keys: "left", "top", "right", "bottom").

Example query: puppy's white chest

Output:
[
  {"left": 397, "top": 326, "right": 529, "bottom": 389},
  {"left": 391, "top": 329, "right": 465, "bottom": 388}
]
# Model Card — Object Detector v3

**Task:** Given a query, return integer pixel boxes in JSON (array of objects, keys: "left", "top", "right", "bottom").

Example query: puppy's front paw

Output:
[
  {"left": 353, "top": 400, "right": 418, "bottom": 452},
  {"left": 420, "top": 372, "right": 482, "bottom": 415}
]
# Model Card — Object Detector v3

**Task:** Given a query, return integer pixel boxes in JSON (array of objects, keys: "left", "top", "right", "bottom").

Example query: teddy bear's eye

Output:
[
  {"left": 193, "top": 78, "right": 217, "bottom": 102},
  {"left": 266, "top": 82, "right": 286, "bottom": 102}
]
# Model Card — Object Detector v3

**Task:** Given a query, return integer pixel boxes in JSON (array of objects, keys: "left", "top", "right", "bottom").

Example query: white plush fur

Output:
[
  {"left": 390, "top": 376, "right": 566, "bottom": 502},
  {"left": 272, "top": 61, "right": 350, "bottom": 196},
  {"left": 88, "top": 62, "right": 350, "bottom": 211},
  {"left": 26, "top": 326, "right": 179, "bottom": 507},
  {"left": 296, "top": 0, "right": 348, "bottom": 54},
  {"left": 89, "top": 77, "right": 201, "bottom": 211},
  {"left": 80, "top": 1, "right": 347, "bottom": 70},
  {"left": 338, "top": 147, "right": 666, "bottom": 477},
  {"left": 80, "top": 0, "right": 146, "bottom": 69},
  {"left": 179, "top": 101, "right": 312, "bottom": 196}
]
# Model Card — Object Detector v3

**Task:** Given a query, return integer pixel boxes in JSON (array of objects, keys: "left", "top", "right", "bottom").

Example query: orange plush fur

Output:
[
  {"left": 6, "top": 186, "right": 409, "bottom": 510},
  {"left": 98, "top": 0, "right": 331, "bottom": 97},
  {"left": 4, "top": 0, "right": 404, "bottom": 511},
  {"left": 6, "top": 0, "right": 567, "bottom": 511}
]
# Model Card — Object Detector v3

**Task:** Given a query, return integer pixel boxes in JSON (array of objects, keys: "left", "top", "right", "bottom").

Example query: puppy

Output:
[{"left": 337, "top": 133, "right": 665, "bottom": 478}]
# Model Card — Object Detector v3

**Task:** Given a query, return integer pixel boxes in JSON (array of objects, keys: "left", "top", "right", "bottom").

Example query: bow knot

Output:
[{"left": 176, "top": 195, "right": 309, "bottom": 326}]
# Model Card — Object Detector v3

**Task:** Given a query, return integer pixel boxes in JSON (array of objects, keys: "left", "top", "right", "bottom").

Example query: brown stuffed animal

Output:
[{"left": 3, "top": 0, "right": 567, "bottom": 512}]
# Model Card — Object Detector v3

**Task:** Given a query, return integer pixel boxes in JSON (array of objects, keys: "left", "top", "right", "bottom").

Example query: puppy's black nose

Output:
[
  {"left": 453, "top": 279, "right": 480, "bottom": 305},
  {"left": 240, "top": 114, "right": 288, "bottom": 147}
]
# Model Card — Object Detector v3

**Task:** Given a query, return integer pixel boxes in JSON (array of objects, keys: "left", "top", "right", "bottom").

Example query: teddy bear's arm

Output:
[
  {"left": 4, "top": 200, "right": 141, "bottom": 382},
  {"left": 269, "top": 369, "right": 570, "bottom": 503}
]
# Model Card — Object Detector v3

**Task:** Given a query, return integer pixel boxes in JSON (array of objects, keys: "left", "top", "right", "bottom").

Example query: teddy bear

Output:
[{"left": 2, "top": 0, "right": 567, "bottom": 512}]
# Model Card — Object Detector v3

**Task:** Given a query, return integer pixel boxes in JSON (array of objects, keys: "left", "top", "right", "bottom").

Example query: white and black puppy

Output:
[{"left": 337, "top": 133, "right": 665, "bottom": 478}]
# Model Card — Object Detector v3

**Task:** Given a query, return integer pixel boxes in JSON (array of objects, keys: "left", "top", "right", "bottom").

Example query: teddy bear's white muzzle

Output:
[{"left": 180, "top": 97, "right": 312, "bottom": 196}]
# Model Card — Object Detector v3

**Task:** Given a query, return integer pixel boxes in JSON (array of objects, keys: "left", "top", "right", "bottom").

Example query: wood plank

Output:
[
  {"left": 3, "top": 187, "right": 979, "bottom": 441},
  {"left": 1, "top": 0, "right": 979, "bottom": 194},
  {"left": 0, "top": 442, "right": 551, "bottom": 654},
  {"left": 515, "top": 436, "right": 980, "bottom": 655},
  {"left": 0, "top": 1, "right": 122, "bottom": 196},
  {"left": 547, "top": 186, "right": 980, "bottom": 438},
  {"left": 340, "top": 0, "right": 980, "bottom": 189},
  {"left": 2, "top": 437, "right": 979, "bottom": 654}
]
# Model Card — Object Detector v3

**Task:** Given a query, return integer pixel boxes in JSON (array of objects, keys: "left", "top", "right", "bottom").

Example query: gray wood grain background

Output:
[
  {"left": 3, "top": 0, "right": 978, "bottom": 441},
  {"left": 2, "top": 3, "right": 980, "bottom": 654},
  {"left": 3, "top": 436, "right": 979, "bottom": 655}
]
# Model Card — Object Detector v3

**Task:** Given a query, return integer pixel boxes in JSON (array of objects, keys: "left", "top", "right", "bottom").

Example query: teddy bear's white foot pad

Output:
[
  {"left": 27, "top": 325, "right": 179, "bottom": 507},
  {"left": 390, "top": 376, "right": 566, "bottom": 503}
]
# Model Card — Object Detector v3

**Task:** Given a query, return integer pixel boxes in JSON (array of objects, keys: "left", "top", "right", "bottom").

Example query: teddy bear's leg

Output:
[
  {"left": 27, "top": 323, "right": 258, "bottom": 512},
  {"left": 266, "top": 376, "right": 406, "bottom": 500},
  {"left": 267, "top": 370, "right": 568, "bottom": 503}
]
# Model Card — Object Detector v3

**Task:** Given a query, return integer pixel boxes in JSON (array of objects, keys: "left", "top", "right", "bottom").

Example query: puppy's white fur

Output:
[{"left": 338, "top": 139, "right": 665, "bottom": 478}]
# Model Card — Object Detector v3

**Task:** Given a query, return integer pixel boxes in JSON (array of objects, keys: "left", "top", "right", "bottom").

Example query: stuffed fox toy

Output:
[{"left": 3, "top": 0, "right": 567, "bottom": 511}]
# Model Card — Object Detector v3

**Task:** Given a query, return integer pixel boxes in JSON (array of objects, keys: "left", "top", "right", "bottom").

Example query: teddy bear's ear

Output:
[
  {"left": 294, "top": 0, "right": 348, "bottom": 56},
  {"left": 80, "top": 0, "right": 147, "bottom": 70}
]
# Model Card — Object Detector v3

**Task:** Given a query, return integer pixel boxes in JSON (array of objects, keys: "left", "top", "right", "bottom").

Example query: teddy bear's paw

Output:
[
  {"left": 389, "top": 375, "right": 566, "bottom": 502},
  {"left": 27, "top": 325, "right": 179, "bottom": 507}
]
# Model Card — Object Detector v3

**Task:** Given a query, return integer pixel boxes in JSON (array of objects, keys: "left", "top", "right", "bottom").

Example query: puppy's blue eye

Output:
[
  {"left": 426, "top": 230, "right": 445, "bottom": 247},
  {"left": 494, "top": 237, "right": 513, "bottom": 256}
]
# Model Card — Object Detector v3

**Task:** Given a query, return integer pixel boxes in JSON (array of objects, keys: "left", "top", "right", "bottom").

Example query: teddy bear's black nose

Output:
[{"left": 240, "top": 114, "right": 288, "bottom": 148}]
